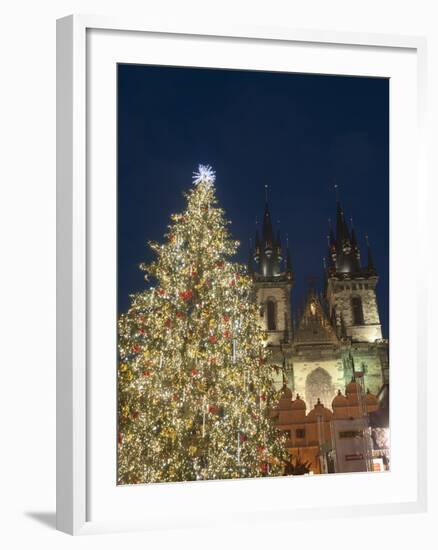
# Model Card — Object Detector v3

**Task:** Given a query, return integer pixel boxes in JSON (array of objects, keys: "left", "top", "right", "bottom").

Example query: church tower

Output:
[
  {"left": 249, "top": 190, "right": 293, "bottom": 347},
  {"left": 325, "top": 199, "right": 382, "bottom": 343}
]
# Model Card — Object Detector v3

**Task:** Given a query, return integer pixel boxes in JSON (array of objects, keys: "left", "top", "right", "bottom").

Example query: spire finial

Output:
[
  {"left": 365, "top": 233, "right": 375, "bottom": 271},
  {"left": 350, "top": 216, "right": 354, "bottom": 228},
  {"left": 265, "top": 184, "right": 269, "bottom": 204},
  {"left": 334, "top": 181, "right": 339, "bottom": 201}
]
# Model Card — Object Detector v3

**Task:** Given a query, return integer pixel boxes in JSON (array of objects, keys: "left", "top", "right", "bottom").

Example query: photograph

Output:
[{"left": 116, "top": 64, "right": 390, "bottom": 485}]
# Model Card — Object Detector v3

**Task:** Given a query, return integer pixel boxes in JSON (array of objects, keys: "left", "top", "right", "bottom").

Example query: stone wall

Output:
[
  {"left": 326, "top": 276, "right": 382, "bottom": 342},
  {"left": 255, "top": 281, "right": 292, "bottom": 345}
]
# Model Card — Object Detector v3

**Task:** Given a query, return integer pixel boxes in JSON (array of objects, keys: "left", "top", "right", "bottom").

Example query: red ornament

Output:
[
  {"left": 223, "top": 315, "right": 230, "bottom": 323},
  {"left": 229, "top": 279, "right": 236, "bottom": 287},
  {"left": 143, "top": 370, "right": 151, "bottom": 377},
  {"left": 157, "top": 288, "right": 165, "bottom": 296},
  {"left": 239, "top": 433, "right": 247, "bottom": 443},
  {"left": 191, "top": 271, "right": 198, "bottom": 277},
  {"left": 179, "top": 290, "right": 193, "bottom": 301},
  {"left": 260, "top": 463, "right": 268, "bottom": 474},
  {"left": 223, "top": 330, "right": 231, "bottom": 339},
  {"left": 132, "top": 344, "right": 140, "bottom": 353},
  {"left": 216, "top": 261, "right": 224, "bottom": 268},
  {"left": 208, "top": 404, "right": 219, "bottom": 414},
  {"left": 176, "top": 311, "right": 184, "bottom": 318},
  {"left": 164, "top": 319, "right": 172, "bottom": 328},
  {"left": 132, "top": 411, "right": 140, "bottom": 420},
  {"left": 191, "top": 369, "right": 199, "bottom": 377},
  {"left": 257, "top": 445, "right": 266, "bottom": 454},
  {"left": 260, "top": 393, "right": 267, "bottom": 402},
  {"left": 209, "top": 335, "right": 217, "bottom": 344},
  {"left": 138, "top": 327, "right": 145, "bottom": 335}
]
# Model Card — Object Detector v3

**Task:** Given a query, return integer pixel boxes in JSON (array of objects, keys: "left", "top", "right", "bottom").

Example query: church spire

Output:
[
  {"left": 365, "top": 234, "right": 376, "bottom": 273},
  {"left": 262, "top": 189, "right": 274, "bottom": 253},
  {"left": 253, "top": 186, "right": 287, "bottom": 278},
  {"left": 350, "top": 217, "right": 361, "bottom": 271},
  {"left": 286, "top": 234, "right": 292, "bottom": 273}
]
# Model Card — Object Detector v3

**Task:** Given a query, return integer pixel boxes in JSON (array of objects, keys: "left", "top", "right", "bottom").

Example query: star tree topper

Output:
[{"left": 192, "top": 164, "right": 216, "bottom": 188}]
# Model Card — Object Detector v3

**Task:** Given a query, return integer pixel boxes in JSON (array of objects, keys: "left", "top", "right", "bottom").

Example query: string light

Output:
[{"left": 117, "top": 166, "right": 287, "bottom": 484}]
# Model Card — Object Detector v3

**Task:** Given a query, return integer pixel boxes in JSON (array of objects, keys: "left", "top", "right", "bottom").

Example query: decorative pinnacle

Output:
[
  {"left": 192, "top": 164, "right": 216, "bottom": 187},
  {"left": 334, "top": 182, "right": 339, "bottom": 201},
  {"left": 365, "top": 234, "right": 370, "bottom": 246},
  {"left": 265, "top": 184, "right": 269, "bottom": 203}
]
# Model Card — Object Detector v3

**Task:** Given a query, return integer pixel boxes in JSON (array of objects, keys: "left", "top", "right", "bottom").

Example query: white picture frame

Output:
[{"left": 56, "top": 14, "right": 428, "bottom": 535}]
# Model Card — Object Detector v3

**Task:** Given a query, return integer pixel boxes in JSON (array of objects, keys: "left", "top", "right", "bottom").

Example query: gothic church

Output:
[{"left": 248, "top": 197, "right": 389, "bottom": 412}]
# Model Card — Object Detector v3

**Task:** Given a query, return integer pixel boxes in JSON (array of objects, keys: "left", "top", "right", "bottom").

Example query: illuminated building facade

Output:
[{"left": 249, "top": 196, "right": 390, "bottom": 473}]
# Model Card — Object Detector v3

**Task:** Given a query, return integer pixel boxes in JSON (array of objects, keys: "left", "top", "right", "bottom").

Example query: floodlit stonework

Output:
[{"left": 248, "top": 197, "right": 389, "bottom": 473}]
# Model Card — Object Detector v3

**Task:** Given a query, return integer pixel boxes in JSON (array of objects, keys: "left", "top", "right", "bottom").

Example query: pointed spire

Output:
[
  {"left": 350, "top": 217, "right": 361, "bottom": 270},
  {"left": 336, "top": 199, "right": 346, "bottom": 246},
  {"left": 328, "top": 217, "right": 336, "bottom": 248},
  {"left": 263, "top": 200, "right": 274, "bottom": 250},
  {"left": 350, "top": 217, "right": 357, "bottom": 246},
  {"left": 334, "top": 184, "right": 351, "bottom": 248},
  {"left": 286, "top": 234, "right": 292, "bottom": 273},
  {"left": 365, "top": 234, "right": 376, "bottom": 273},
  {"left": 254, "top": 221, "right": 261, "bottom": 264}
]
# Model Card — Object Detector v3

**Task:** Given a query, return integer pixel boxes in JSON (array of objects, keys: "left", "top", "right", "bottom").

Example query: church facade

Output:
[{"left": 248, "top": 197, "right": 389, "bottom": 413}]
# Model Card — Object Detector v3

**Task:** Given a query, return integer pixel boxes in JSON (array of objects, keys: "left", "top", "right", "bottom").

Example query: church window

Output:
[
  {"left": 351, "top": 296, "right": 364, "bottom": 325},
  {"left": 266, "top": 300, "right": 276, "bottom": 330},
  {"left": 296, "top": 428, "right": 305, "bottom": 439}
]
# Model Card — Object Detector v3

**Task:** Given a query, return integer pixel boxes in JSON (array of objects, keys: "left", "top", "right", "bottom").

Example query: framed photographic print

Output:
[{"left": 56, "top": 15, "right": 427, "bottom": 535}]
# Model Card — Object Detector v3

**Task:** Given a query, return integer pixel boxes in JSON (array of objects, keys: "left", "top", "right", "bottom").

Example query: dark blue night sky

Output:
[{"left": 118, "top": 65, "right": 389, "bottom": 337}]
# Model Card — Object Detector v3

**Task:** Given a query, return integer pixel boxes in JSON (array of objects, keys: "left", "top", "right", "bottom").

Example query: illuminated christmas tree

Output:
[{"left": 118, "top": 165, "right": 287, "bottom": 484}]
